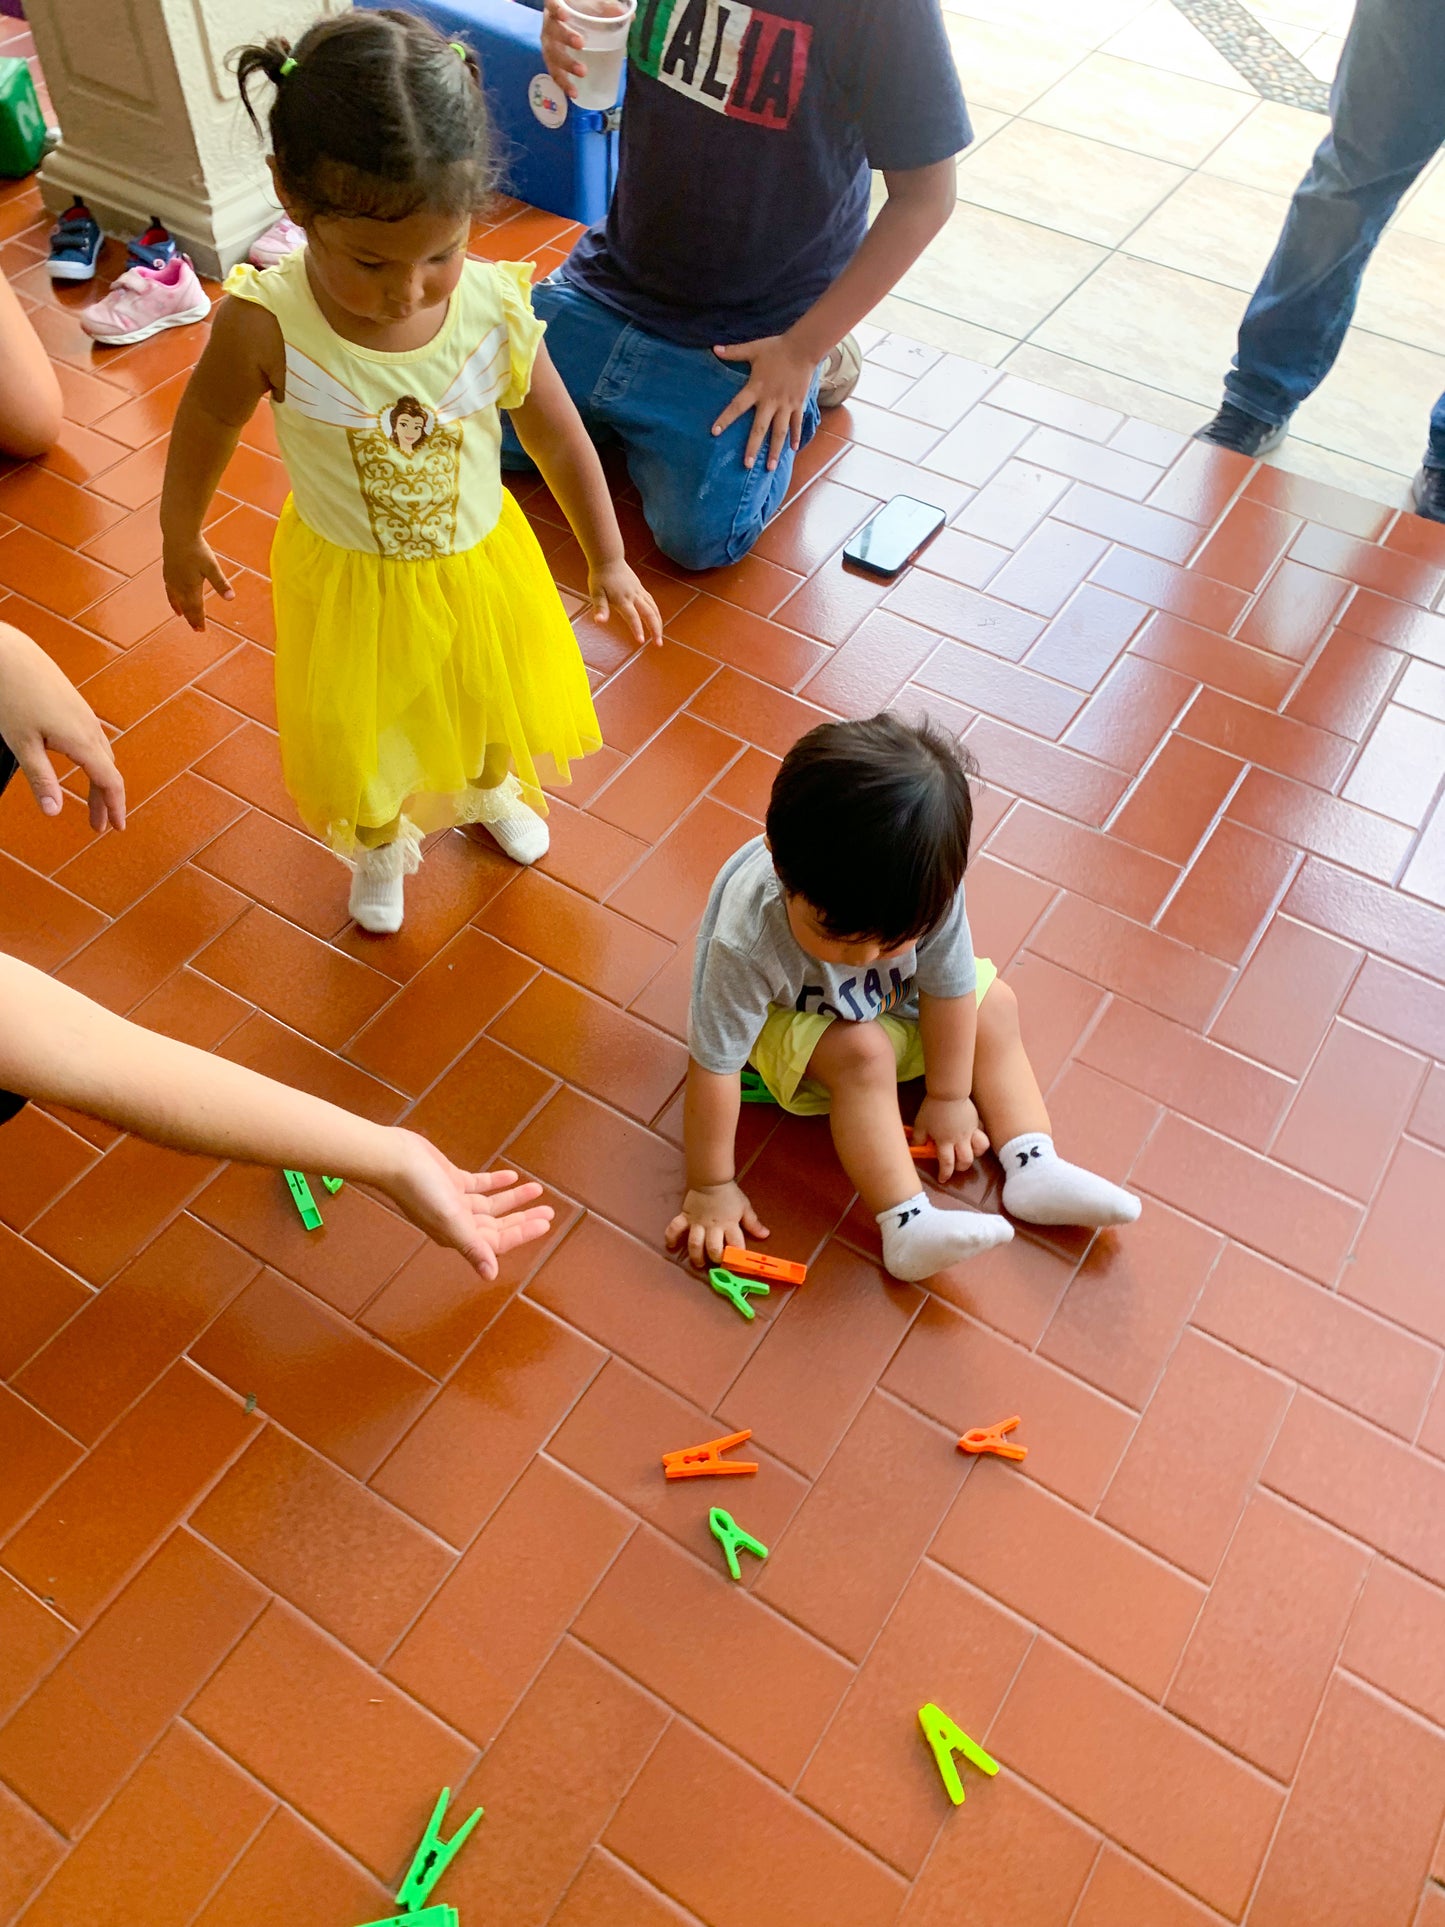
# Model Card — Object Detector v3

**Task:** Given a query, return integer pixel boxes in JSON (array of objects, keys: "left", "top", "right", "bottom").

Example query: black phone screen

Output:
[{"left": 843, "top": 495, "right": 947, "bottom": 576}]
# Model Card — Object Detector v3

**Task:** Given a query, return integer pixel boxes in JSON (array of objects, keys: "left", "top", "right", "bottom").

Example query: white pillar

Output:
[{"left": 24, "top": 0, "right": 349, "bottom": 279}]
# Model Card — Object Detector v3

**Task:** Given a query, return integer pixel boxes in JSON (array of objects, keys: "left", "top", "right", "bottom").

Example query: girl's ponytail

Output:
[{"left": 234, "top": 36, "right": 294, "bottom": 137}]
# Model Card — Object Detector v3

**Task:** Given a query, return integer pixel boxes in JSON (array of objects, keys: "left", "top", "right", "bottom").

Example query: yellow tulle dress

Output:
[{"left": 223, "top": 249, "right": 600, "bottom": 857}]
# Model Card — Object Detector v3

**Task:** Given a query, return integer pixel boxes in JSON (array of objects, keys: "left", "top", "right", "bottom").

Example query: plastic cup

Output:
[{"left": 555, "top": 0, "right": 635, "bottom": 111}]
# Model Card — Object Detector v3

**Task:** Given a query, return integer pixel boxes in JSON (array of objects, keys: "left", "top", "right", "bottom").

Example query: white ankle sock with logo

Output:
[
  {"left": 999, "top": 1132, "right": 1141, "bottom": 1228},
  {"left": 876, "top": 1191, "right": 1013, "bottom": 1282}
]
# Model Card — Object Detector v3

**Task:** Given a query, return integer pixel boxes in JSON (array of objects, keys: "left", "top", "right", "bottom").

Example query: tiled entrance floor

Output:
[{"left": 4, "top": 159, "right": 1445, "bottom": 1927}]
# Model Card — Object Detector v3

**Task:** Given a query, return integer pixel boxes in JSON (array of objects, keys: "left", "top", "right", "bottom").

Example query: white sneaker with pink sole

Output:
[{"left": 79, "top": 255, "right": 211, "bottom": 346}]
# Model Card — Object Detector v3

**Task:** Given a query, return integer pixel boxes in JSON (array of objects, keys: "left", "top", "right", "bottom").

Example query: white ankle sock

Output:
[
  {"left": 460, "top": 773, "right": 549, "bottom": 865},
  {"left": 999, "top": 1133, "right": 1142, "bottom": 1228},
  {"left": 348, "top": 827, "right": 421, "bottom": 935},
  {"left": 876, "top": 1191, "right": 1014, "bottom": 1282}
]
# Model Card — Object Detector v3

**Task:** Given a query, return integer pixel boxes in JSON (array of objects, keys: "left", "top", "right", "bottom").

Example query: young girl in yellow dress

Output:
[{"left": 161, "top": 8, "right": 660, "bottom": 933}]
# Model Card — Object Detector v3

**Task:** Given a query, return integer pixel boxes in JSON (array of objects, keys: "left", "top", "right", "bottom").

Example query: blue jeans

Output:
[
  {"left": 503, "top": 279, "right": 821, "bottom": 571},
  {"left": 1224, "top": 0, "right": 1445, "bottom": 467}
]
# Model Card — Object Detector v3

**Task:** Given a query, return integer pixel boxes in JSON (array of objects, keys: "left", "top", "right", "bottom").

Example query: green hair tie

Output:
[
  {"left": 279, "top": 54, "right": 296, "bottom": 76},
  {"left": 450, "top": 40, "right": 468, "bottom": 59}
]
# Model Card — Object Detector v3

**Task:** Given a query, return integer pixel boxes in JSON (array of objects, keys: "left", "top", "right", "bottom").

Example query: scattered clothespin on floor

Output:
[
  {"left": 321, "top": 1175, "right": 344, "bottom": 1193},
  {"left": 356, "top": 1909, "right": 458, "bottom": 1927},
  {"left": 395, "top": 1787, "right": 484, "bottom": 1914},
  {"left": 709, "top": 1506, "right": 768, "bottom": 1581},
  {"left": 720, "top": 1245, "right": 807, "bottom": 1285},
  {"left": 284, "top": 1169, "right": 323, "bottom": 1231},
  {"left": 918, "top": 1702, "right": 999, "bottom": 1806},
  {"left": 709, "top": 1267, "right": 770, "bottom": 1320},
  {"left": 957, "top": 1415, "right": 1027, "bottom": 1462},
  {"left": 663, "top": 1428, "right": 758, "bottom": 1480},
  {"left": 740, "top": 1066, "right": 777, "bottom": 1105}
]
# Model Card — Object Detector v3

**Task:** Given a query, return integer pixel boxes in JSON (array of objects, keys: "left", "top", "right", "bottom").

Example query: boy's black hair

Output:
[
  {"left": 765, "top": 713, "right": 977, "bottom": 949},
  {"left": 235, "top": 10, "right": 497, "bottom": 225}
]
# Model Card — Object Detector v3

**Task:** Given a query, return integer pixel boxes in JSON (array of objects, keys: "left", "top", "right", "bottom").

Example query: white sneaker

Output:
[
  {"left": 249, "top": 215, "right": 306, "bottom": 270},
  {"left": 460, "top": 773, "right": 549, "bottom": 865},
  {"left": 347, "top": 824, "right": 422, "bottom": 934}
]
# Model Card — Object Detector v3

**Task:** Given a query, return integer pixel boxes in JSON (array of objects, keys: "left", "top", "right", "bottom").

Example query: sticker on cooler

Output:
[{"left": 528, "top": 72, "right": 569, "bottom": 128}]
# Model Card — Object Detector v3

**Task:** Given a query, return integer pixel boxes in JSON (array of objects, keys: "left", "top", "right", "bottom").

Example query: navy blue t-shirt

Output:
[{"left": 562, "top": 0, "right": 971, "bottom": 347}]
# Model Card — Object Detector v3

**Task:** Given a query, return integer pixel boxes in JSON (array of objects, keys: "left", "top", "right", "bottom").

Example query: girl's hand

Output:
[
  {"left": 590, "top": 559, "right": 663, "bottom": 645},
  {"left": 0, "top": 623, "right": 126, "bottom": 832},
  {"left": 386, "top": 1132, "right": 554, "bottom": 1278},
  {"left": 915, "top": 1096, "right": 990, "bottom": 1185},
  {"left": 712, "top": 332, "right": 820, "bottom": 472},
  {"left": 163, "top": 536, "right": 233, "bottom": 632},
  {"left": 665, "top": 1181, "right": 770, "bottom": 1270}
]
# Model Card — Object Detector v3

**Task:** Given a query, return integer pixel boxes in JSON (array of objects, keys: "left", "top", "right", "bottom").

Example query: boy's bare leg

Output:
[
  {"left": 972, "top": 979, "right": 1141, "bottom": 1228},
  {"left": 807, "top": 1018, "right": 1012, "bottom": 1281}
]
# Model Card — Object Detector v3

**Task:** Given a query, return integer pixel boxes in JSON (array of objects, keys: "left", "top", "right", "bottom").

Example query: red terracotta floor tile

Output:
[
  {"left": 480, "top": 869, "right": 672, "bottom": 1006},
  {"left": 1062, "top": 652, "right": 1193, "bottom": 773},
  {"left": 194, "top": 637, "right": 278, "bottom": 727},
  {"left": 1166, "top": 1489, "right": 1366, "bottom": 1780},
  {"left": 0, "top": 1778, "right": 63, "bottom": 1923},
  {"left": 1023, "top": 581, "right": 1149, "bottom": 690},
  {"left": 1343, "top": 955, "right": 1445, "bottom": 1058},
  {"left": 26, "top": 1134, "right": 218, "bottom": 1286},
  {"left": 194, "top": 904, "right": 394, "bottom": 1051},
  {"left": 795, "top": 1560, "right": 1031, "bottom": 1880},
  {"left": 0, "top": 1105, "right": 97, "bottom": 1236},
  {"left": 986, "top": 802, "right": 1177, "bottom": 921},
  {"left": 193, "top": 808, "right": 349, "bottom": 942},
  {"left": 1287, "top": 625, "right": 1402, "bottom": 741},
  {"left": 55, "top": 864, "right": 244, "bottom": 1026},
  {"left": 214, "top": 1012, "right": 403, "bottom": 1129},
  {"left": 550, "top": 1851, "right": 695, "bottom": 1927},
  {"left": 14, "top": 1723, "right": 272, "bottom": 1927},
  {"left": 1072, "top": 1849, "right": 1225, "bottom": 1927},
  {"left": 1080, "top": 994, "right": 1292, "bottom": 1147},
  {"left": 1212, "top": 911, "right": 1362, "bottom": 1074},
  {"left": 915, "top": 524, "right": 1011, "bottom": 591},
  {"left": 1271, "top": 1019, "right": 1425, "bottom": 1198},
  {"left": 1288, "top": 854, "right": 1445, "bottom": 980},
  {"left": 606, "top": 1722, "right": 905, "bottom": 1927},
  {"left": 1030, "top": 892, "right": 1232, "bottom": 1028},
  {"left": 965, "top": 718, "right": 1127, "bottom": 826},
  {"left": 1339, "top": 586, "right": 1445, "bottom": 660},
  {"left": 370, "top": 1295, "right": 603, "bottom": 1543},
  {"left": 345, "top": 924, "right": 534, "bottom": 1094},
  {"left": 0, "top": 524, "right": 121, "bottom": 617},
  {"left": 1157, "top": 817, "right": 1299, "bottom": 964},
  {"left": 192, "top": 1807, "right": 393, "bottom": 1927},
  {"left": 1055, "top": 480, "right": 1198, "bottom": 563},
  {"left": 1339, "top": 1138, "right": 1445, "bottom": 1345},
  {"left": 800, "top": 607, "right": 937, "bottom": 716},
  {"left": 0, "top": 1226, "right": 90, "bottom": 1380},
  {"left": 1023, "top": 425, "right": 1163, "bottom": 501},
  {"left": 195, "top": 719, "right": 305, "bottom": 827},
  {"left": 1342, "top": 1559, "right": 1445, "bottom": 1731},
  {"left": 1110, "top": 732, "right": 1242, "bottom": 865},
  {"left": 752, "top": 476, "right": 876, "bottom": 574},
  {"left": 526, "top": 1214, "right": 761, "bottom": 1412},
  {"left": 189, "top": 1601, "right": 474, "bottom": 1883},
  {"left": 0, "top": 848, "right": 106, "bottom": 973},
  {"left": 885, "top": 569, "right": 1046, "bottom": 661},
  {"left": 883, "top": 1299, "right": 1135, "bottom": 1509},
  {"left": 385, "top": 1455, "right": 628, "bottom": 1748},
  {"left": 0, "top": 1361, "right": 257, "bottom": 1625},
  {"left": 1412, "top": 1063, "right": 1445, "bottom": 1151},
  {"left": 917, "top": 638, "right": 1083, "bottom": 738},
  {"left": 591, "top": 637, "right": 718, "bottom": 756},
  {"left": 507, "top": 1085, "right": 686, "bottom": 1250},
  {"left": 12, "top": 1213, "right": 256, "bottom": 1444},
  {"left": 953, "top": 458, "right": 1067, "bottom": 547},
  {"left": 986, "top": 518, "right": 1110, "bottom": 619},
  {"left": 1133, "top": 610, "right": 1295, "bottom": 709},
  {"left": 1265, "top": 1391, "right": 1445, "bottom": 1586},
  {"left": 903, "top": 1773, "right": 1099, "bottom": 1926},
  {"left": 444, "top": 1640, "right": 669, "bottom": 1926},
  {"left": 54, "top": 770, "right": 247, "bottom": 921},
  {"left": 686, "top": 662, "right": 829, "bottom": 757},
  {"left": 0, "top": 1385, "right": 80, "bottom": 1544},
  {"left": 1133, "top": 1113, "right": 1363, "bottom": 1284},
  {"left": 1292, "top": 522, "right": 1445, "bottom": 607},
  {"left": 1148, "top": 441, "right": 1251, "bottom": 524},
  {"left": 0, "top": 1529, "right": 263, "bottom": 1837},
  {"left": 1093, "top": 545, "right": 1250, "bottom": 632},
  {"left": 1244, "top": 463, "right": 1391, "bottom": 539},
  {"left": 489, "top": 971, "right": 685, "bottom": 1124},
  {"left": 775, "top": 559, "right": 893, "bottom": 647},
  {"left": 1240, "top": 558, "right": 1355, "bottom": 665},
  {"left": 989, "top": 1639, "right": 1282, "bottom": 1918},
  {"left": 1249, "top": 1674, "right": 1445, "bottom": 1927},
  {"left": 1192, "top": 495, "right": 1299, "bottom": 593}
]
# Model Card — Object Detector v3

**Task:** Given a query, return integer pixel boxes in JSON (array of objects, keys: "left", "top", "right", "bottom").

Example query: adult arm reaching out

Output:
[{"left": 0, "top": 620, "right": 126, "bottom": 830}]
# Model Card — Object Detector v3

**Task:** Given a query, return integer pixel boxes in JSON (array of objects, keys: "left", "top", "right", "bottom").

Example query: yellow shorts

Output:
[{"left": 747, "top": 958, "right": 998, "bottom": 1117}]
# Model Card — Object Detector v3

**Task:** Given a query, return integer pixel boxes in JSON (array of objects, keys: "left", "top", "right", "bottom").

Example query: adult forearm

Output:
[
  {"left": 919, "top": 990, "right": 978, "bottom": 1100},
  {"left": 683, "top": 1059, "right": 743, "bottom": 1187},
  {"left": 0, "top": 954, "right": 405, "bottom": 1185},
  {"left": 783, "top": 162, "right": 956, "bottom": 364}
]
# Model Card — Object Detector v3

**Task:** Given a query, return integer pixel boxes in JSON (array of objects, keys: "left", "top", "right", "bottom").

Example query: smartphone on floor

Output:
[{"left": 843, "top": 495, "right": 947, "bottom": 577}]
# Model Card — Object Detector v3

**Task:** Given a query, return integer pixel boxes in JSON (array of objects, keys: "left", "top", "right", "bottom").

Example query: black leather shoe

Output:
[
  {"left": 1193, "top": 403, "right": 1289, "bottom": 457},
  {"left": 1410, "top": 466, "right": 1445, "bottom": 523}
]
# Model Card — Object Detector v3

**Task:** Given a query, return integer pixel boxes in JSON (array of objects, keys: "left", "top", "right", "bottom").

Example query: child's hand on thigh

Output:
[
  {"left": 666, "top": 1180, "right": 770, "bottom": 1268},
  {"left": 915, "top": 1095, "right": 989, "bottom": 1183}
]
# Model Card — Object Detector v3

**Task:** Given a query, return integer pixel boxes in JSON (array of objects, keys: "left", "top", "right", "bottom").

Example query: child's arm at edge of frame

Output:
[
  {"left": 509, "top": 344, "right": 663, "bottom": 646},
  {"left": 663, "top": 1056, "right": 771, "bottom": 1268},
  {"left": 161, "top": 296, "right": 280, "bottom": 632},
  {"left": 916, "top": 989, "right": 984, "bottom": 1183},
  {"left": 0, "top": 953, "right": 554, "bottom": 1278}
]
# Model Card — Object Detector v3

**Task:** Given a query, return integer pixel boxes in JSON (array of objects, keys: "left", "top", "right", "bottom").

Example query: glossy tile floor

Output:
[
  {"left": 5, "top": 154, "right": 1445, "bottom": 1927},
  {"left": 896, "top": 0, "right": 1445, "bottom": 507}
]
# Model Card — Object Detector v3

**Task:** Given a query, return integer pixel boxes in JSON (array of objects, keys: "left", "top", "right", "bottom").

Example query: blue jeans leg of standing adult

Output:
[
  {"left": 1222, "top": 0, "right": 1445, "bottom": 467},
  {"left": 502, "top": 278, "right": 820, "bottom": 571}
]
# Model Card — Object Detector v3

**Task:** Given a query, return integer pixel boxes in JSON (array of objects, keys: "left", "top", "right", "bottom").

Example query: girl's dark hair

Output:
[
  {"left": 234, "top": 10, "right": 496, "bottom": 224},
  {"left": 766, "top": 713, "right": 977, "bottom": 949}
]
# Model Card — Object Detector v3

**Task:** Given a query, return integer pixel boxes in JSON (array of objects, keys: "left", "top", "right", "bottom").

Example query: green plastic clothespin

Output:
[
  {"left": 708, "top": 1267, "right": 770, "bottom": 1321},
  {"left": 321, "top": 1175, "right": 344, "bottom": 1194},
  {"left": 356, "top": 1908, "right": 457, "bottom": 1927},
  {"left": 740, "top": 1066, "right": 777, "bottom": 1105},
  {"left": 284, "top": 1169, "right": 323, "bottom": 1230},
  {"left": 918, "top": 1702, "right": 998, "bottom": 1806},
  {"left": 396, "top": 1788, "right": 484, "bottom": 1913},
  {"left": 709, "top": 1506, "right": 768, "bottom": 1581}
]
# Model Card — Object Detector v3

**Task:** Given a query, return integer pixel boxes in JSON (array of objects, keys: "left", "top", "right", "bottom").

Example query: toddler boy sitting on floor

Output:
[{"left": 665, "top": 714, "right": 1141, "bottom": 1284}]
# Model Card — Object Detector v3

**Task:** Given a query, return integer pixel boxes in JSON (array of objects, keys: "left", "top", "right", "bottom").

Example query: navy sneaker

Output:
[
  {"left": 1411, "top": 466, "right": 1445, "bottom": 524},
  {"left": 126, "top": 215, "right": 179, "bottom": 273},
  {"left": 1193, "top": 403, "right": 1289, "bottom": 457},
  {"left": 47, "top": 201, "right": 102, "bottom": 282}
]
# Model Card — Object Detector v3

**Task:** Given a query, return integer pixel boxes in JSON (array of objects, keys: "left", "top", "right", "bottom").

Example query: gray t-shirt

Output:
[{"left": 688, "top": 836, "right": 977, "bottom": 1074}]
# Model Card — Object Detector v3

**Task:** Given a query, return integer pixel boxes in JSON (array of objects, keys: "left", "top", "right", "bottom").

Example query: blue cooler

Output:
[{"left": 360, "top": 0, "right": 620, "bottom": 226}]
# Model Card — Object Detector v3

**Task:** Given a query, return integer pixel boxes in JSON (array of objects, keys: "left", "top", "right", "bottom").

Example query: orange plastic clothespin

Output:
[
  {"left": 909, "top": 1139, "right": 938, "bottom": 1162},
  {"left": 720, "top": 1246, "right": 807, "bottom": 1286},
  {"left": 957, "top": 1415, "right": 1027, "bottom": 1462},
  {"left": 662, "top": 1428, "right": 759, "bottom": 1481}
]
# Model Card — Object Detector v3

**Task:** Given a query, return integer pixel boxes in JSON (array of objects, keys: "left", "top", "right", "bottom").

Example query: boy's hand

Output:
[
  {"left": 712, "top": 332, "right": 820, "bottom": 472},
  {"left": 163, "top": 536, "right": 233, "bottom": 632},
  {"left": 590, "top": 559, "right": 663, "bottom": 645},
  {"left": 665, "top": 1181, "right": 770, "bottom": 1269},
  {"left": 915, "top": 1096, "right": 989, "bottom": 1184},
  {"left": 540, "top": 0, "right": 588, "bottom": 99}
]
